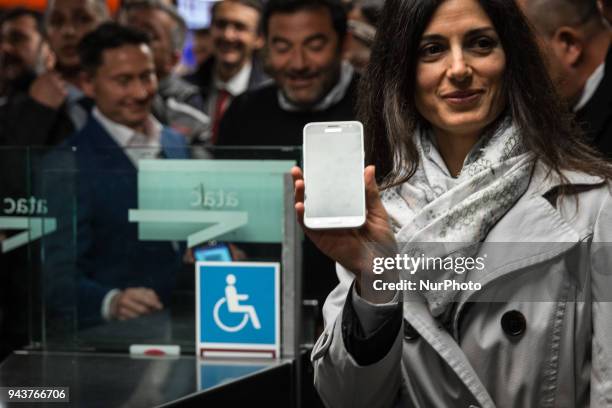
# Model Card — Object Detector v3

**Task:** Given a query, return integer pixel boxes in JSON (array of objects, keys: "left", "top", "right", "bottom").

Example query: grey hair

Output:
[
  {"left": 45, "top": 0, "right": 110, "bottom": 21},
  {"left": 120, "top": 0, "right": 188, "bottom": 53},
  {"left": 523, "top": 0, "right": 605, "bottom": 35}
]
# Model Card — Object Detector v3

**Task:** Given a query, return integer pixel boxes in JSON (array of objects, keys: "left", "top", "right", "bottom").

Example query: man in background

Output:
[
  {"left": 0, "top": 0, "right": 108, "bottom": 147},
  {"left": 120, "top": 0, "right": 210, "bottom": 146},
  {"left": 185, "top": 0, "right": 268, "bottom": 144},
  {"left": 519, "top": 0, "right": 612, "bottom": 156},
  {"left": 0, "top": 8, "right": 53, "bottom": 101},
  {"left": 218, "top": 0, "right": 357, "bottom": 146}
]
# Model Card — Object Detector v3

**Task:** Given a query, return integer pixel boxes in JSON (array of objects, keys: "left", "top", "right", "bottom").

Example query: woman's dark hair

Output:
[{"left": 360, "top": 0, "right": 612, "bottom": 188}]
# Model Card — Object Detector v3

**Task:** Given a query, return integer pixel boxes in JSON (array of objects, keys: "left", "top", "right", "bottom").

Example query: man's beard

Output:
[
  {"left": 280, "top": 61, "right": 342, "bottom": 110},
  {"left": 0, "top": 54, "right": 29, "bottom": 80},
  {"left": 0, "top": 63, "right": 36, "bottom": 96}
]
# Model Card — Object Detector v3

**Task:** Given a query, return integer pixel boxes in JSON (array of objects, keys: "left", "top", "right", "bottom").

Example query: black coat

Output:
[
  {"left": 575, "top": 46, "right": 612, "bottom": 158},
  {"left": 0, "top": 91, "right": 75, "bottom": 147},
  {"left": 216, "top": 76, "right": 359, "bottom": 146}
]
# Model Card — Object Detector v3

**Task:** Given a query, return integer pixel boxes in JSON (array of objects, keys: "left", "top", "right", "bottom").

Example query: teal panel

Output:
[{"left": 132, "top": 160, "right": 295, "bottom": 245}]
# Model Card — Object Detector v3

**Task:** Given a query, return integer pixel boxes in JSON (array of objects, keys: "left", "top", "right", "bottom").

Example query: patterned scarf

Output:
[{"left": 382, "top": 119, "right": 534, "bottom": 316}]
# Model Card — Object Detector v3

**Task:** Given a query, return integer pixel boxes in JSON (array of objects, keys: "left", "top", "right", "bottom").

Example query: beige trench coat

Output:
[{"left": 312, "top": 163, "right": 612, "bottom": 408}]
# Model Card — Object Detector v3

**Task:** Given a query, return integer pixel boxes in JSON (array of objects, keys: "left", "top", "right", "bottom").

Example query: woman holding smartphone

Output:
[{"left": 292, "top": 0, "right": 612, "bottom": 406}]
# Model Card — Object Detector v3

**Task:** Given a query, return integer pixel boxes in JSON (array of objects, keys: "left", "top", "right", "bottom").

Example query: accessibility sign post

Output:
[{"left": 196, "top": 261, "right": 280, "bottom": 358}]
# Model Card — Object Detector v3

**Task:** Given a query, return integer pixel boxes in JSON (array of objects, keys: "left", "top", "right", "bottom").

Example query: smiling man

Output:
[
  {"left": 52, "top": 23, "right": 188, "bottom": 327},
  {"left": 80, "top": 30, "right": 158, "bottom": 135},
  {"left": 184, "top": 0, "right": 268, "bottom": 144}
]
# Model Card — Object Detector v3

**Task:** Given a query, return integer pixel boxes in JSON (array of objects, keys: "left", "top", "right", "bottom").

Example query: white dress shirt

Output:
[
  {"left": 92, "top": 107, "right": 163, "bottom": 167},
  {"left": 206, "top": 61, "right": 253, "bottom": 115},
  {"left": 574, "top": 62, "right": 606, "bottom": 112}
]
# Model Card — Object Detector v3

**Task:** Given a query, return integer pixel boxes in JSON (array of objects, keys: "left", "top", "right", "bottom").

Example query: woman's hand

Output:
[{"left": 292, "top": 165, "right": 398, "bottom": 303}]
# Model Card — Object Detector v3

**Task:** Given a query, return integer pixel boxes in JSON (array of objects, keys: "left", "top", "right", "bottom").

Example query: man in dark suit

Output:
[
  {"left": 44, "top": 23, "right": 188, "bottom": 328},
  {"left": 519, "top": 0, "right": 612, "bottom": 156},
  {"left": 184, "top": 0, "right": 269, "bottom": 144}
]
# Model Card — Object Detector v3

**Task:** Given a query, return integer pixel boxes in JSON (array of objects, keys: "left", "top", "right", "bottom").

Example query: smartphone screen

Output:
[{"left": 303, "top": 121, "right": 365, "bottom": 229}]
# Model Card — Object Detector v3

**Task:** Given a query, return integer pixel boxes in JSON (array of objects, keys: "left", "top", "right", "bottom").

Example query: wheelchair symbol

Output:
[{"left": 213, "top": 274, "right": 261, "bottom": 333}]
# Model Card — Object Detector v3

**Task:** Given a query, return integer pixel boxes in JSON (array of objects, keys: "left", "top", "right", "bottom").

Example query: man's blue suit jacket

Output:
[{"left": 45, "top": 116, "right": 189, "bottom": 328}]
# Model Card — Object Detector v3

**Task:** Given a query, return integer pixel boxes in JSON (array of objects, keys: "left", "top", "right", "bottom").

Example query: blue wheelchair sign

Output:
[{"left": 196, "top": 262, "right": 280, "bottom": 358}]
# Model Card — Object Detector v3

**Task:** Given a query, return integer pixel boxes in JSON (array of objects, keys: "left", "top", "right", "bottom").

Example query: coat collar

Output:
[
  {"left": 449, "top": 161, "right": 604, "bottom": 323},
  {"left": 527, "top": 160, "right": 605, "bottom": 198},
  {"left": 401, "top": 161, "right": 605, "bottom": 407},
  {"left": 480, "top": 161, "right": 604, "bottom": 243}
]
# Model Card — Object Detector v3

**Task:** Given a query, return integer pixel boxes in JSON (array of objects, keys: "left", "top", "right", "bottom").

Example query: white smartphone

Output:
[{"left": 303, "top": 121, "right": 366, "bottom": 229}]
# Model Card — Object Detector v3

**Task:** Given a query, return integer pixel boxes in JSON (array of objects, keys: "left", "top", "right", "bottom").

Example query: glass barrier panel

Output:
[
  {"left": 2, "top": 144, "right": 330, "bottom": 356},
  {"left": 0, "top": 146, "right": 73, "bottom": 355}
]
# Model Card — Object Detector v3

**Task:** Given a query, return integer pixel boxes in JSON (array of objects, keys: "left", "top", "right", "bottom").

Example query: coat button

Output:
[
  {"left": 501, "top": 310, "right": 526, "bottom": 337},
  {"left": 403, "top": 319, "right": 419, "bottom": 340}
]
